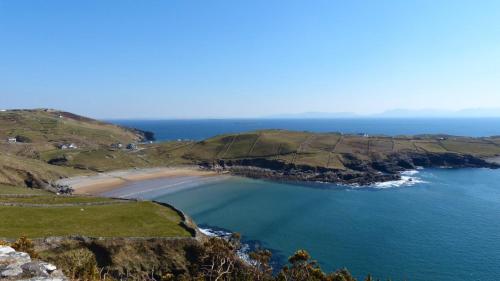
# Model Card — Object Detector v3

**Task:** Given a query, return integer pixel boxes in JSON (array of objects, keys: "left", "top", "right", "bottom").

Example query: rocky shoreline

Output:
[{"left": 202, "top": 152, "right": 500, "bottom": 186}]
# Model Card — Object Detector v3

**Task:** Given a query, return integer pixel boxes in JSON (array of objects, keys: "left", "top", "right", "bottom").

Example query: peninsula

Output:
[{"left": 1, "top": 109, "right": 500, "bottom": 189}]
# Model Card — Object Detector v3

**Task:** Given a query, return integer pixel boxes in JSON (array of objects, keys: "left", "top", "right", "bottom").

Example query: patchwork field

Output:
[{"left": 183, "top": 130, "right": 500, "bottom": 168}]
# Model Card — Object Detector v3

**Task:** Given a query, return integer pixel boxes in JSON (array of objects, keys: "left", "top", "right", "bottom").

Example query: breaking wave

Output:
[
  {"left": 371, "top": 170, "right": 426, "bottom": 189},
  {"left": 199, "top": 227, "right": 253, "bottom": 264}
]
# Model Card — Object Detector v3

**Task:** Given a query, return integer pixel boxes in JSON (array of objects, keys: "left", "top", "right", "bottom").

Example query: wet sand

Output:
[{"left": 56, "top": 167, "right": 221, "bottom": 195}]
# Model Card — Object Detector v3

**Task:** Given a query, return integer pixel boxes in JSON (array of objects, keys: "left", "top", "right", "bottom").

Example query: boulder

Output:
[{"left": 0, "top": 246, "right": 67, "bottom": 281}]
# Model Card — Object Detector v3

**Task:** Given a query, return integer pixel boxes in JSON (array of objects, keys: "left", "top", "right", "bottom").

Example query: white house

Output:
[
  {"left": 7, "top": 137, "right": 16, "bottom": 144},
  {"left": 68, "top": 143, "right": 78, "bottom": 149}
]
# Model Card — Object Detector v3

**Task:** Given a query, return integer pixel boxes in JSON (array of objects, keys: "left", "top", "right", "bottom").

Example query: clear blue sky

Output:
[{"left": 1, "top": 0, "right": 499, "bottom": 118}]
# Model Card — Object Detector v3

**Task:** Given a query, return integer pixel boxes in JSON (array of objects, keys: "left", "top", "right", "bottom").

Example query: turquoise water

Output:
[{"left": 154, "top": 169, "right": 500, "bottom": 281}]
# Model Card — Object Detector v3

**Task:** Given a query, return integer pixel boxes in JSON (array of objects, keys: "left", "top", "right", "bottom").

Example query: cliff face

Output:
[
  {"left": 187, "top": 130, "right": 500, "bottom": 185},
  {"left": 203, "top": 151, "right": 499, "bottom": 185}
]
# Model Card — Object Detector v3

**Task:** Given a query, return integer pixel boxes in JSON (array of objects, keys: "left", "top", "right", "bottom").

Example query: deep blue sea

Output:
[
  {"left": 110, "top": 119, "right": 500, "bottom": 281},
  {"left": 111, "top": 118, "right": 500, "bottom": 141}
]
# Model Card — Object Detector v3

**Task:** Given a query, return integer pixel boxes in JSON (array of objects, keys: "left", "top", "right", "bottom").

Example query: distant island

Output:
[{"left": 1, "top": 109, "right": 499, "bottom": 189}]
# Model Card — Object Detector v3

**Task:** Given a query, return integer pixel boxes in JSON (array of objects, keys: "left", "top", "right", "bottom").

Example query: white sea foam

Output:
[
  {"left": 199, "top": 227, "right": 232, "bottom": 237},
  {"left": 199, "top": 227, "right": 253, "bottom": 264},
  {"left": 401, "top": 170, "right": 419, "bottom": 176},
  {"left": 372, "top": 170, "right": 426, "bottom": 189}
]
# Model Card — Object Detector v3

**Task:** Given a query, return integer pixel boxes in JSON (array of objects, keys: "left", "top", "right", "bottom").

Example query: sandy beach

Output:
[{"left": 56, "top": 166, "right": 220, "bottom": 195}]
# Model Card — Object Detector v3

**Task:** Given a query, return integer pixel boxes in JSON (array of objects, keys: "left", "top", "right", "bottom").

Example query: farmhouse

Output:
[{"left": 58, "top": 143, "right": 78, "bottom": 150}]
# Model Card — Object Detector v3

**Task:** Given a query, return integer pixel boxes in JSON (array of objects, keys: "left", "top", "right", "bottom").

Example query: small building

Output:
[
  {"left": 7, "top": 137, "right": 16, "bottom": 144},
  {"left": 127, "top": 143, "right": 138, "bottom": 150},
  {"left": 111, "top": 143, "right": 123, "bottom": 149},
  {"left": 58, "top": 143, "right": 77, "bottom": 150}
]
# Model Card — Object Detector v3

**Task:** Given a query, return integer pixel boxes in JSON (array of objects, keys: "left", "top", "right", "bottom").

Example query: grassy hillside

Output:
[
  {"left": 0, "top": 109, "right": 160, "bottom": 187},
  {"left": 0, "top": 109, "right": 147, "bottom": 149},
  {"left": 184, "top": 129, "right": 500, "bottom": 169}
]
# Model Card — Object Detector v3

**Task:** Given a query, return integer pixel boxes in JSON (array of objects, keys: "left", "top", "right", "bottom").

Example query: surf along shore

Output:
[{"left": 56, "top": 166, "right": 221, "bottom": 195}]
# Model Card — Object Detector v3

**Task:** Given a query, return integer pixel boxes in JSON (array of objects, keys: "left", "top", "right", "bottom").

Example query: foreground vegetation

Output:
[{"left": 2, "top": 235, "right": 373, "bottom": 281}]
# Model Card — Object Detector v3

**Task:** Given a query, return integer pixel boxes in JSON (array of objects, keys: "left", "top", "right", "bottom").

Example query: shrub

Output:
[
  {"left": 58, "top": 248, "right": 99, "bottom": 281},
  {"left": 11, "top": 236, "right": 38, "bottom": 258}
]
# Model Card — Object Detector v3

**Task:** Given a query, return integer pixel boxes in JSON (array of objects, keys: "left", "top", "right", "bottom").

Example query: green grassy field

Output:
[
  {"left": 0, "top": 202, "right": 190, "bottom": 238},
  {"left": 0, "top": 186, "right": 192, "bottom": 238}
]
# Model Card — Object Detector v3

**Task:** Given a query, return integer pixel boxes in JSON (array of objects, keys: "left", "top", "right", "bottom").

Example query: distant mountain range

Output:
[
  {"left": 264, "top": 108, "right": 500, "bottom": 119},
  {"left": 265, "top": 112, "right": 359, "bottom": 119}
]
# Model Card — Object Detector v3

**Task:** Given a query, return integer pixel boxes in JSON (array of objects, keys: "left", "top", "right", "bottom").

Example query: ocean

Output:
[
  {"left": 111, "top": 118, "right": 500, "bottom": 141},
  {"left": 110, "top": 119, "right": 500, "bottom": 281}
]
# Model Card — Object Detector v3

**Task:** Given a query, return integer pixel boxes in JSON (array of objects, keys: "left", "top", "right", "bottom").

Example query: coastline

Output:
[{"left": 56, "top": 166, "right": 220, "bottom": 195}]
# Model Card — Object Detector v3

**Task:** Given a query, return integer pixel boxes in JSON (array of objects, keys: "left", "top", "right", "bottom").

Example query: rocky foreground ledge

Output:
[{"left": 0, "top": 246, "right": 67, "bottom": 281}]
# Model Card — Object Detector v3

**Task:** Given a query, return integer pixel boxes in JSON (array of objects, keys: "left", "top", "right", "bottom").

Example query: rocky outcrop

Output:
[
  {"left": 203, "top": 152, "right": 499, "bottom": 186},
  {"left": 0, "top": 246, "right": 67, "bottom": 281}
]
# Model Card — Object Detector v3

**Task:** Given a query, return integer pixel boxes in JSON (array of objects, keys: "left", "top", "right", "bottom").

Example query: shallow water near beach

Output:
[{"left": 153, "top": 168, "right": 500, "bottom": 281}]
